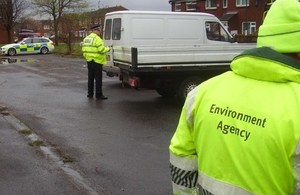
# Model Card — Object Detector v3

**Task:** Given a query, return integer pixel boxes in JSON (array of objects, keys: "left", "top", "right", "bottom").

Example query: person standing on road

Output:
[
  {"left": 82, "top": 25, "right": 110, "bottom": 100},
  {"left": 169, "top": 0, "right": 300, "bottom": 194}
]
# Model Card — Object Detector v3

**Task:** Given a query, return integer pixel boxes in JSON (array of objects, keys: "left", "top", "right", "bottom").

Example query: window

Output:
[
  {"left": 44, "top": 25, "right": 50, "bottom": 30},
  {"left": 222, "top": 21, "right": 229, "bottom": 30},
  {"left": 104, "top": 18, "right": 122, "bottom": 40},
  {"left": 41, "top": 38, "right": 50, "bottom": 43},
  {"left": 205, "top": 21, "right": 231, "bottom": 42},
  {"left": 175, "top": 3, "right": 181, "bottom": 11},
  {"left": 104, "top": 19, "right": 112, "bottom": 40},
  {"left": 206, "top": 0, "right": 217, "bottom": 9},
  {"left": 186, "top": 2, "right": 197, "bottom": 11},
  {"left": 223, "top": 0, "right": 228, "bottom": 8},
  {"left": 32, "top": 39, "right": 40, "bottom": 43},
  {"left": 78, "top": 30, "right": 86, "bottom": 38},
  {"left": 236, "top": 0, "right": 249, "bottom": 7},
  {"left": 23, "top": 39, "right": 32, "bottom": 44},
  {"left": 242, "top": 22, "right": 256, "bottom": 35},
  {"left": 112, "top": 18, "right": 121, "bottom": 40}
]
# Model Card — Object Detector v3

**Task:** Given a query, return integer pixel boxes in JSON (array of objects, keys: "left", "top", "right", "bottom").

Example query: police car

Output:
[{"left": 1, "top": 37, "right": 55, "bottom": 56}]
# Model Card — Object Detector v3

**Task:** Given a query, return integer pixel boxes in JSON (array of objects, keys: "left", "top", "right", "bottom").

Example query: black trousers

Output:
[{"left": 87, "top": 60, "right": 103, "bottom": 98}]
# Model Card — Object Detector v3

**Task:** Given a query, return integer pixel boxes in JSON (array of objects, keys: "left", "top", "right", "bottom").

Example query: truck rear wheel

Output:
[{"left": 177, "top": 77, "right": 201, "bottom": 103}]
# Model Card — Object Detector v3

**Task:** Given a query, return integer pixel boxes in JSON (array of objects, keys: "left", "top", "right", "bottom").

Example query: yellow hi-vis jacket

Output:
[
  {"left": 82, "top": 32, "right": 110, "bottom": 64},
  {"left": 169, "top": 47, "right": 300, "bottom": 195}
]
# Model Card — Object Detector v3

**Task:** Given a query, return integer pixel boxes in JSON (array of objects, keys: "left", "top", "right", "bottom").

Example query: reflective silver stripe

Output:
[
  {"left": 170, "top": 153, "right": 198, "bottom": 192},
  {"left": 171, "top": 181, "right": 200, "bottom": 195},
  {"left": 170, "top": 152, "right": 197, "bottom": 171},
  {"left": 83, "top": 51, "right": 100, "bottom": 54},
  {"left": 293, "top": 140, "right": 300, "bottom": 194},
  {"left": 198, "top": 172, "right": 252, "bottom": 195},
  {"left": 170, "top": 163, "right": 198, "bottom": 188},
  {"left": 185, "top": 85, "right": 200, "bottom": 128},
  {"left": 99, "top": 47, "right": 107, "bottom": 54},
  {"left": 83, "top": 45, "right": 99, "bottom": 48},
  {"left": 198, "top": 184, "right": 214, "bottom": 195}
]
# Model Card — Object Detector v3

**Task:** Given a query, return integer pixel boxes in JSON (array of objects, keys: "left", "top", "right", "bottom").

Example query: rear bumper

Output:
[{"left": 103, "top": 65, "right": 120, "bottom": 77}]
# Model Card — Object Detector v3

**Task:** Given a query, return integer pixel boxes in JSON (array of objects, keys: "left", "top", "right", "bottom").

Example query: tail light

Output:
[{"left": 128, "top": 77, "right": 139, "bottom": 88}]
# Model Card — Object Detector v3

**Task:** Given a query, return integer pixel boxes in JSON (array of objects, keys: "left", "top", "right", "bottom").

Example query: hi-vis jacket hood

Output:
[{"left": 231, "top": 47, "right": 300, "bottom": 83}]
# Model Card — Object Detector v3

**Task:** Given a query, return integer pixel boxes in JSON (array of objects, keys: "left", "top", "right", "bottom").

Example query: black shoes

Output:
[
  {"left": 87, "top": 94, "right": 108, "bottom": 100},
  {"left": 96, "top": 95, "right": 108, "bottom": 100}
]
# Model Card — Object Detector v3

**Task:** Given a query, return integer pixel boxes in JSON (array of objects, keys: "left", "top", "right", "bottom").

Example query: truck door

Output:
[
  {"left": 104, "top": 17, "right": 122, "bottom": 76},
  {"left": 104, "top": 17, "right": 122, "bottom": 64}
]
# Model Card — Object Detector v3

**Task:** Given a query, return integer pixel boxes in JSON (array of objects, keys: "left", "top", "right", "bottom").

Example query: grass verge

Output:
[{"left": 54, "top": 43, "right": 82, "bottom": 56}]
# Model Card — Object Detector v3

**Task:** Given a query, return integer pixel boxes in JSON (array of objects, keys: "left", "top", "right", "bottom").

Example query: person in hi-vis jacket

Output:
[
  {"left": 169, "top": 0, "right": 300, "bottom": 194},
  {"left": 82, "top": 25, "right": 110, "bottom": 100}
]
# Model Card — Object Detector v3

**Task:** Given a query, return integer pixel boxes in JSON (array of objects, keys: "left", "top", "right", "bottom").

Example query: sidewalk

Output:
[{"left": 0, "top": 105, "right": 93, "bottom": 195}]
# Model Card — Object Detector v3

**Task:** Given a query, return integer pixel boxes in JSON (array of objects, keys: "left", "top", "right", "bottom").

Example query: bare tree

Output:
[
  {"left": 0, "top": 0, "right": 29, "bottom": 43},
  {"left": 32, "top": 0, "right": 88, "bottom": 45},
  {"left": 60, "top": 13, "right": 81, "bottom": 54}
]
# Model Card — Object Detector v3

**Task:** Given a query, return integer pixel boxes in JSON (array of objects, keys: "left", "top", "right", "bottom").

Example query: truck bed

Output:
[{"left": 112, "top": 43, "right": 255, "bottom": 71}]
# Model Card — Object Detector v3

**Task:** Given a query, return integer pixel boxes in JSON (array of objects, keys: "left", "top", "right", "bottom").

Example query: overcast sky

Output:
[{"left": 89, "top": 0, "right": 171, "bottom": 11}]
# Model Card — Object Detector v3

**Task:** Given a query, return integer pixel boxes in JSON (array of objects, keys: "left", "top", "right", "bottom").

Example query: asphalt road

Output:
[{"left": 0, "top": 54, "right": 182, "bottom": 195}]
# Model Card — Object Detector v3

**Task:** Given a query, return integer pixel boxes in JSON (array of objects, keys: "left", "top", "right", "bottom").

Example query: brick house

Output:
[
  {"left": 37, "top": 20, "right": 54, "bottom": 37},
  {"left": 16, "top": 19, "right": 53, "bottom": 39},
  {"left": 168, "top": 0, "right": 275, "bottom": 36}
]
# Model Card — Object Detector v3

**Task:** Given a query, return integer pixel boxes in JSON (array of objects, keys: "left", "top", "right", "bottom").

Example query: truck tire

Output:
[
  {"left": 156, "top": 87, "right": 176, "bottom": 97},
  {"left": 177, "top": 77, "right": 201, "bottom": 103}
]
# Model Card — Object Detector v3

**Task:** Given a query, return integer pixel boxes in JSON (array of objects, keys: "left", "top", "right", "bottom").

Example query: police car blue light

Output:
[{"left": 1, "top": 37, "right": 55, "bottom": 56}]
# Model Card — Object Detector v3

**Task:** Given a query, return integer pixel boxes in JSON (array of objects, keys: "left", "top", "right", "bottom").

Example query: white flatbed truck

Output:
[{"left": 103, "top": 11, "right": 255, "bottom": 102}]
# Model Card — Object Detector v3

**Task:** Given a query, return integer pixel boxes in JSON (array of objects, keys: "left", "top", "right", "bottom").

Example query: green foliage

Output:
[{"left": 53, "top": 43, "right": 82, "bottom": 56}]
